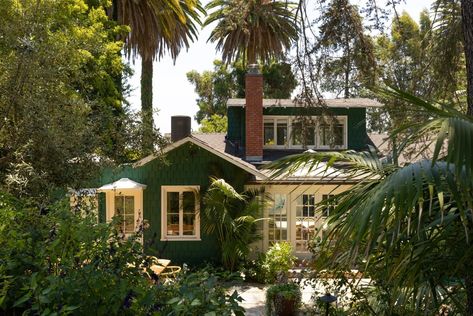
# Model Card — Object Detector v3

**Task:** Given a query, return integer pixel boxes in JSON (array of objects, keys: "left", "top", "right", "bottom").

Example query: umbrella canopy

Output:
[{"left": 97, "top": 178, "right": 147, "bottom": 191}]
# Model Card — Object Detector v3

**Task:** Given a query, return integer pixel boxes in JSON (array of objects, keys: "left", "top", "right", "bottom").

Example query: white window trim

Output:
[
  {"left": 263, "top": 115, "right": 348, "bottom": 150},
  {"left": 161, "top": 185, "right": 201, "bottom": 241},
  {"left": 104, "top": 188, "right": 144, "bottom": 239}
]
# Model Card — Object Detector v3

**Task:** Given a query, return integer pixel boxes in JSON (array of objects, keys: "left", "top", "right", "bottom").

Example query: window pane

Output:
[
  {"left": 125, "top": 196, "right": 134, "bottom": 215},
  {"left": 334, "top": 124, "right": 344, "bottom": 146},
  {"left": 264, "top": 121, "right": 275, "bottom": 145},
  {"left": 320, "top": 123, "right": 344, "bottom": 147},
  {"left": 115, "top": 196, "right": 124, "bottom": 216},
  {"left": 307, "top": 127, "right": 315, "bottom": 145},
  {"left": 276, "top": 121, "right": 287, "bottom": 145},
  {"left": 183, "top": 192, "right": 195, "bottom": 213},
  {"left": 125, "top": 215, "right": 134, "bottom": 233},
  {"left": 292, "top": 122, "right": 302, "bottom": 145},
  {"left": 183, "top": 214, "right": 195, "bottom": 235},
  {"left": 167, "top": 192, "right": 179, "bottom": 214},
  {"left": 320, "top": 125, "right": 330, "bottom": 146},
  {"left": 270, "top": 194, "right": 286, "bottom": 215},
  {"left": 167, "top": 214, "right": 180, "bottom": 235}
]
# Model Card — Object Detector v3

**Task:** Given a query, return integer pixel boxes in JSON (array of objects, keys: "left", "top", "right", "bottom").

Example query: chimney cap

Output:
[{"left": 247, "top": 64, "right": 261, "bottom": 75}]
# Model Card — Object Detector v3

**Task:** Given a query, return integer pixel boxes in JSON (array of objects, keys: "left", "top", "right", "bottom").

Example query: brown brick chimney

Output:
[{"left": 245, "top": 64, "right": 263, "bottom": 162}]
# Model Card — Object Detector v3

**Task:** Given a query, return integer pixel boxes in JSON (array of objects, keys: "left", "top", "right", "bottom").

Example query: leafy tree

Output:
[
  {"left": 295, "top": 0, "right": 473, "bottom": 115},
  {"left": 267, "top": 88, "right": 473, "bottom": 314},
  {"left": 205, "top": 0, "right": 298, "bottom": 65},
  {"left": 317, "top": 0, "right": 376, "bottom": 98},
  {"left": 187, "top": 60, "right": 297, "bottom": 127},
  {"left": 202, "top": 178, "right": 263, "bottom": 271},
  {"left": 0, "top": 0, "right": 132, "bottom": 200},
  {"left": 187, "top": 60, "right": 235, "bottom": 123},
  {"left": 199, "top": 114, "right": 228, "bottom": 133},
  {"left": 113, "top": 0, "right": 203, "bottom": 154}
]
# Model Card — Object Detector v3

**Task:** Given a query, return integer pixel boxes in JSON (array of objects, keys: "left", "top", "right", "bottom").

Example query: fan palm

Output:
[
  {"left": 113, "top": 0, "right": 203, "bottom": 154},
  {"left": 202, "top": 178, "right": 264, "bottom": 271},
  {"left": 204, "top": 0, "right": 298, "bottom": 65},
  {"left": 267, "top": 88, "right": 473, "bottom": 313}
]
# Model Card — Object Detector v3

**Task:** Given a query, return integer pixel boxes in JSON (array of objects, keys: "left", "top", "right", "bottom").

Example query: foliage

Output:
[
  {"left": 260, "top": 242, "right": 297, "bottom": 283},
  {"left": 187, "top": 60, "right": 234, "bottom": 123},
  {"left": 205, "top": 0, "right": 298, "bottom": 64},
  {"left": 265, "top": 282, "right": 301, "bottom": 316},
  {"left": 317, "top": 0, "right": 376, "bottom": 98},
  {"left": 0, "top": 193, "right": 245, "bottom": 315},
  {"left": 266, "top": 88, "right": 473, "bottom": 313},
  {"left": 199, "top": 114, "right": 228, "bottom": 133},
  {"left": 113, "top": 0, "right": 203, "bottom": 154},
  {"left": 0, "top": 0, "right": 139, "bottom": 200},
  {"left": 157, "top": 269, "right": 245, "bottom": 316},
  {"left": 0, "top": 193, "right": 159, "bottom": 315},
  {"left": 188, "top": 59, "right": 297, "bottom": 124},
  {"left": 369, "top": 11, "right": 466, "bottom": 132},
  {"left": 202, "top": 178, "right": 264, "bottom": 271}
]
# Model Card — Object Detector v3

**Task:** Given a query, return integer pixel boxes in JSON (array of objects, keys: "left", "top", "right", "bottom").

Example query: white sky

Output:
[{"left": 126, "top": 0, "right": 433, "bottom": 134}]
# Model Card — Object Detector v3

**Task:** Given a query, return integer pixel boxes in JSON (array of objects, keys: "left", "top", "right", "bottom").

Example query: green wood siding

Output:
[
  {"left": 227, "top": 106, "right": 368, "bottom": 150},
  {"left": 99, "top": 142, "right": 250, "bottom": 266}
]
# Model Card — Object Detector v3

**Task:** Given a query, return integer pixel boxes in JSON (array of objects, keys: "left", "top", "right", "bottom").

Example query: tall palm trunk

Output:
[
  {"left": 141, "top": 57, "right": 154, "bottom": 154},
  {"left": 461, "top": 0, "right": 473, "bottom": 116}
]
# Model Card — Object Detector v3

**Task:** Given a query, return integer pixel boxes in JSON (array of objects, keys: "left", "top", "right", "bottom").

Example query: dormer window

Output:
[{"left": 263, "top": 116, "right": 347, "bottom": 149}]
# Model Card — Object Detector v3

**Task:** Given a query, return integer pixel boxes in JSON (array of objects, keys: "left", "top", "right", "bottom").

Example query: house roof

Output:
[
  {"left": 134, "top": 133, "right": 367, "bottom": 184},
  {"left": 227, "top": 98, "right": 383, "bottom": 108},
  {"left": 368, "top": 133, "right": 443, "bottom": 165},
  {"left": 97, "top": 178, "right": 147, "bottom": 191},
  {"left": 133, "top": 134, "right": 268, "bottom": 181}
]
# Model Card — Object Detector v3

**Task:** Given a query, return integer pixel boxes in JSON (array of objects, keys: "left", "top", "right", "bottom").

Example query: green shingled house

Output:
[{"left": 95, "top": 66, "right": 383, "bottom": 265}]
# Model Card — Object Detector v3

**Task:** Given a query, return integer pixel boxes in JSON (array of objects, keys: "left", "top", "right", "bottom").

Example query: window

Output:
[
  {"left": 319, "top": 121, "right": 345, "bottom": 148},
  {"left": 263, "top": 116, "right": 346, "bottom": 149},
  {"left": 115, "top": 195, "right": 135, "bottom": 234},
  {"left": 161, "top": 186, "right": 200, "bottom": 240},
  {"left": 295, "top": 194, "right": 317, "bottom": 252},
  {"left": 292, "top": 121, "right": 316, "bottom": 147},
  {"left": 268, "top": 194, "right": 288, "bottom": 245},
  {"left": 321, "top": 194, "right": 336, "bottom": 217},
  {"left": 264, "top": 121, "right": 275, "bottom": 145},
  {"left": 264, "top": 118, "right": 288, "bottom": 146}
]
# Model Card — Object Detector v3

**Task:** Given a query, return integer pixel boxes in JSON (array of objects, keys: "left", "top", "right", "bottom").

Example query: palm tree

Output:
[
  {"left": 267, "top": 88, "right": 473, "bottom": 314},
  {"left": 113, "top": 0, "right": 203, "bottom": 154},
  {"left": 204, "top": 0, "right": 298, "bottom": 65},
  {"left": 202, "top": 178, "right": 264, "bottom": 271}
]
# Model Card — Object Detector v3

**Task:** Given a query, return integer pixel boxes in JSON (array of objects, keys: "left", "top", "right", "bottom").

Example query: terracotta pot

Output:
[{"left": 273, "top": 295, "right": 298, "bottom": 316}]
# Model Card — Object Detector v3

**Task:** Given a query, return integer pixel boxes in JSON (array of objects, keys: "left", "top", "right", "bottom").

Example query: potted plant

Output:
[{"left": 266, "top": 282, "right": 302, "bottom": 316}]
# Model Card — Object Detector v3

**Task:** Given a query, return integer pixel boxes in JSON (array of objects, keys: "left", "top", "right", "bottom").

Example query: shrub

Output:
[
  {"left": 261, "top": 242, "right": 297, "bottom": 283},
  {"left": 0, "top": 193, "right": 244, "bottom": 315},
  {"left": 157, "top": 269, "right": 245, "bottom": 316}
]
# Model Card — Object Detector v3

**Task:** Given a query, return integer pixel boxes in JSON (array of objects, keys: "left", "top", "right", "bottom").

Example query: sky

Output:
[{"left": 126, "top": 0, "right": 433, "bottom": 134}]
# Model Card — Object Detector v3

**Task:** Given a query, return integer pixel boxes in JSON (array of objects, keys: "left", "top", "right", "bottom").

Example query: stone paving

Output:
[
  {"left": 227, "top": 281, "right": 321, "bottom": 316},
  {"left": 227, "top": 277, "right": 372, "bottom": 315}
]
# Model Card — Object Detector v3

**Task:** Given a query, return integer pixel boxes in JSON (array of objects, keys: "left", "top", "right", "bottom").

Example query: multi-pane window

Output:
[
  {"left": 292, "top": 122, "right": 316, "bottom": 146},
  {"left": 162, "top": 186, "right": 200, "bottom": 240},
  {"left": 320, "top": 123, "right": 344, "bottom": 147},
  {"left": 268, "top": 194, "right": 288, "bottom": 245},
  {"left": 264, "top": 119, "right": 288, "bottom": 146},
  {"left": 295, "top": 194, "right": 317, "bottom": 252},
  {"left": 115, "top": 195, "right": 135, "bottom": 234},
  {"left": 276, "top": 120, "right": 288, "bottom": 145},
  {"left": 321, "top": 194, "right": 336, "bottom": 217},
  {"left": 264, "top": 121, "right": 275, "bottom": 145},
  {"left": 263, "top": 116, "right": 346, "bottom": 149}
]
